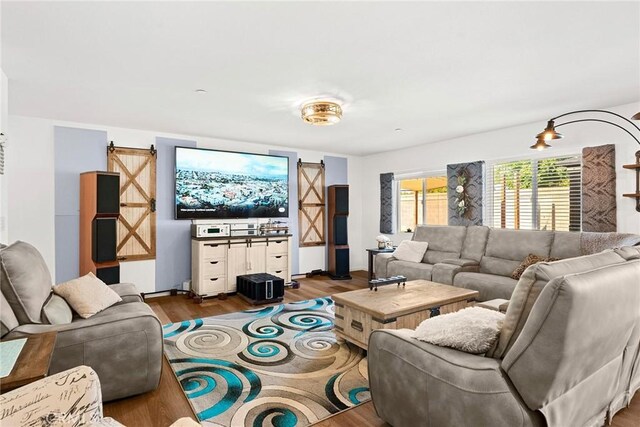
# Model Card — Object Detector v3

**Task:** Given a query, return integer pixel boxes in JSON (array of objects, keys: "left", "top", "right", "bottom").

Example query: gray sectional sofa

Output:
[
  {"left": 375, "top": 225, "right": 640, "bottom": 301},
  {"left": 0, "top": 241, "right": 163, "bottom": 402},
  {"left": 369, "top": 246, "right": 640, "bottom": 427}
]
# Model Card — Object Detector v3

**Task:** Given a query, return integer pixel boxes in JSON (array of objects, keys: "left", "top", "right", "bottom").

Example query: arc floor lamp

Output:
[{"left": 531, "top": 109, "right": 640, "bottom": 211}]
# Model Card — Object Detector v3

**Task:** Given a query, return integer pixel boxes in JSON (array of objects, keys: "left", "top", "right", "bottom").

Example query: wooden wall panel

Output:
[{"left": 298, "top": 160, "right": 326, "bottom": 247}]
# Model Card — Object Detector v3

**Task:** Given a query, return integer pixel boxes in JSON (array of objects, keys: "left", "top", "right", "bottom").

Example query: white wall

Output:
[
  {"left": 0, "top": 69, "right": 8, "bottom": 242},
  {"left": 6, "top": 115, "right": 365, "bottom": 290},
  {"left": 360, "top": 101, "right": 640, "bottom": 247}
]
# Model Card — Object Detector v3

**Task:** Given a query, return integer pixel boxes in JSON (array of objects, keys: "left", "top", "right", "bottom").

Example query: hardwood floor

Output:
[{"left": 104, "top": 270, "right": 640, "bottom": 426}]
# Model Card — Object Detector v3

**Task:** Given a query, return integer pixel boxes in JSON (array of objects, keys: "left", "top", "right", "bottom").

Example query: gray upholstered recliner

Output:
[
  {"left": 0, "top": 241, "right": 163, "bottom": 402},
  {"left": 368, "top": 250, "right": 640, "bottom": 427}
]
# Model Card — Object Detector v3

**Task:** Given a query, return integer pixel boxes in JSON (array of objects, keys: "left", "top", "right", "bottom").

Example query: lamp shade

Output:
[
  {"left": 535, "top": 120, "right": 563, "bottom": 141},
  {"left": 530, "top": 138, "right": 551, "bottom": 151},
  {"left": 632, "top": 112, "right": 640, "bottom": 120}
]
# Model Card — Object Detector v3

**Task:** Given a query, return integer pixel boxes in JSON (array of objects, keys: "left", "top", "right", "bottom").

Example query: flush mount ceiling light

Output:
[{"left": 301, "top": 101, "right": 343, "bottom": 126}]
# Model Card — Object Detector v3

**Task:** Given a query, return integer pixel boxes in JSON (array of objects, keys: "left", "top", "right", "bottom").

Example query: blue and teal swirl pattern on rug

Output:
[{"left": 163, "top": 297, "right": 370, "bottom": 426}]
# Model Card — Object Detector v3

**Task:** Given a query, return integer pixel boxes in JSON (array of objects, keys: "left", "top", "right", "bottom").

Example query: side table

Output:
[
  {"left": 0, "top": 332, "right": 57, "bottom": 393},
  {"left": 366, "top": 247, "right": 396, "bottom": 281}
]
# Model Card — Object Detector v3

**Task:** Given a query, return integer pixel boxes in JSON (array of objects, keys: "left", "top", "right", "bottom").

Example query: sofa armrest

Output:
[
  {"left": 477, "top": 298, "right": 510, "bottom": 313},
  {"left": 374, "top": 252, "right": 396, "bottom": 278},
  {"left": 109, "top": 283, "right": 143, "bottom": 303},
  {"left": 432, "top": 259, "right": 480, "bottom": 285},
  {"left": 0, "top": 365, "right": 105, "bottom": 425},
  {"left": 368, "top": 329, "right": 542, "bottom": 427},
  {"left": 442, "top": 258, "right": 480, "bottom": 267},
  {"left": 6, "top": 302, "right": 163, "bottom": 402}
]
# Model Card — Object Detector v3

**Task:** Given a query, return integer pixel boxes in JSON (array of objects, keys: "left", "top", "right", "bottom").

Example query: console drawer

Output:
[
  {"left": 267, "top": 240, "right": 288, "bottom": 256},
  {"left": 267, "top": 255, "right": 288, "bottom": 270}
]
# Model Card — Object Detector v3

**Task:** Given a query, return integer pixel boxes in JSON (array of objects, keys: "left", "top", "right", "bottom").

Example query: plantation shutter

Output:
[{"left": 486, "top": 156, "right": 581, "bottom": 231}]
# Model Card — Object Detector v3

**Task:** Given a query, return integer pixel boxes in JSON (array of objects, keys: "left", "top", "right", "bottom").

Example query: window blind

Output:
[{"left": 486, "top": 156, "right": 581, "bottom": 231}]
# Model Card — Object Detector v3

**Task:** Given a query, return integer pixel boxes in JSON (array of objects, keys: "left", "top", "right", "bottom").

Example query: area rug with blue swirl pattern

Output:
[{"left": 163, "top": 297, "right": 370, "bottom": 427}]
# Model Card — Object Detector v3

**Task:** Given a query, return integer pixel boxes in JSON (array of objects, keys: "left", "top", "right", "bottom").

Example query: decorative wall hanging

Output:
[
  {"left": 107, "top": 142, "right": 157, "bottom": 261},
  {"left": 379, "top": 172, "right": 394, "bottom": 234},
  {"left": 447, "top": 161, "right": 484, "bottom": 226},
  {"left": 582, "top": 144, "right": 617, "bottom": 232},
  {"left": 297, "top": 160, "right": 326, "bottom": 247}
]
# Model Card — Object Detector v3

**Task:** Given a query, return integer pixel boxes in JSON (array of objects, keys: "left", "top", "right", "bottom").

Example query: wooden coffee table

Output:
[{"left": 333, "top": 280, "right": 478, "bottom": 350}]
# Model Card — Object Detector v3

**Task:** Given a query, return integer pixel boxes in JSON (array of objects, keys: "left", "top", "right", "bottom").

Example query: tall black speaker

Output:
[
  {"left": 80, "top": 171, "right": 120, "bottom": 284},
  {"left": 328, "top": 185, "right": 351, "bottom": 280}
]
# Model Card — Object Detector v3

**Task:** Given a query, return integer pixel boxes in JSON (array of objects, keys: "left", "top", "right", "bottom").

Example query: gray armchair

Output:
[
  {"left": 1, "top": 241, "right": 163, "bottom": 402},
  {"left": 369, "top": 257, "right": 640, "bottom": 427}
]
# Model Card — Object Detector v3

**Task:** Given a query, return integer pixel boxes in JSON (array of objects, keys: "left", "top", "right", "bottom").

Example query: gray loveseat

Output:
[
  {"left": 0, "top": 241, "right": 163, "bottom": 402},
  {"left": 375, "top": 225, "right": 640, "bottom": 301},
  {"left": 369, "top": 247, "right": 640, "bottom": 426}
]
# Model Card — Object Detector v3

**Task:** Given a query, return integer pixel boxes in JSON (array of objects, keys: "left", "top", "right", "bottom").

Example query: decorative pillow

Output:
[
  {"left": 53, "top": 273, "right": 122, "bottom": 319},
  {"left": 412, "top": 307, "right": 505, "bottom": 354},
  {"left": 511, "top": 254, "right": 559, "bottom": 280},
  {"left": 41, "top": 294, "right": 74, "bottom": 324},
  {"left": 393, "top": 240, "right": 429, "bottom": 263}
]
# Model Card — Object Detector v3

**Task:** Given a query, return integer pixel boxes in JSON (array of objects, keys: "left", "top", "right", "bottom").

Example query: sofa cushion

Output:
[
  {"left": 0, "top": 241, "right": 53, "bottom": 324},
  {"left": 480, "top": 229, "right": 554, "bottom": 276},
  {"left": 413, "top": 225, "right": 466, "bottom": 264},
  {"left": 461, "top": 226, "right": 490, "bottom": 261},
  {"left": 393, "top": 240, "right": 429, "bottom": 263},
  {"left": 53, "top": 273, "right": 122, "bottom": 319},
  {"left": 492, "top": 250, "right": 626, "bottom": 359},
  {"left": 550, "top": 231, "right": 582, "bottom": 259},
  {"left": 1, "top": 292, "right": 19, "bottom": 337},
  {"left": 453, "top": 272, "right": 517, "bottom": 301},
  {"left": 388, "top": 260, "right": 433, "bottom": 281},
  {"left": 42, "top": 294, "right": 73, "bottom": 325},
  {"left": 413, "top": 307, "right": 505, "bottom": 354}
]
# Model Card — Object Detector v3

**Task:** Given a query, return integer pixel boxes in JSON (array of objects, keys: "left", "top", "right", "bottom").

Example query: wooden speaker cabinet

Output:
[
  {"left": 328, "top": 185, "right": 351, "bottom": 280},
  {"left": 80, "top": 171, "right": 120, "bottom": 284}
]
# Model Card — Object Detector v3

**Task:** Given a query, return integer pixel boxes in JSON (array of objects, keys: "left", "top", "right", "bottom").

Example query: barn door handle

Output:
[
  {"left": 117, "top": 256, "right": 127, "bottom": 261},
  {"left": 120, "top": 203, "right": 128, "bottom": 207},
  {"left": 150, "top": 198, "right": 156, "bottom": 212}
]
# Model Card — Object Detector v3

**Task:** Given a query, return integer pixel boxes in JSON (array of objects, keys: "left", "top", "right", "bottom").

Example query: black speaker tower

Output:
[{"left": 328, "top": 185, "right": 351, "bottom": 280}]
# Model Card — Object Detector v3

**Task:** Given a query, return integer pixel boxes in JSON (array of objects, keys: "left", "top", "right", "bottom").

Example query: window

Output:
[
  {"left": 488, "top": 156, "right": 581, "bottom": 231},
  {"left": 398, "top": 175, "right": 448, "bottom": 232}
]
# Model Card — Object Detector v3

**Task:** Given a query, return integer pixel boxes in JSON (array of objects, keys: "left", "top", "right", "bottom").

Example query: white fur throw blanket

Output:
[{"left": 412, "top": 307, "right": 505, "bottom": 354}]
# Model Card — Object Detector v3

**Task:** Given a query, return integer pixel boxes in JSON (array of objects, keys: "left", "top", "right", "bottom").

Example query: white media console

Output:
[{"left": 191, "top": 234, "right": 292, "bottom": 299}]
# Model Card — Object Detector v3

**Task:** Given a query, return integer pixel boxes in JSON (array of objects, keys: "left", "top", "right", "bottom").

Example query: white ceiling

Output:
[{"left": 2, "top": 1, "right": 639, "bottom": 156}]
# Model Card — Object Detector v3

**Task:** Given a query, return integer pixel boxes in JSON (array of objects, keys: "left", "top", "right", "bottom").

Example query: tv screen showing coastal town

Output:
[{"left": 175, "top": 147, "right": 289, "bottom": 219}]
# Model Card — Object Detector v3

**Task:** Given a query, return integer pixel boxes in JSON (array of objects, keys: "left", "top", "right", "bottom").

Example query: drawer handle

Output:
[
  {"left": 275, "top": 270, "right": 282, "bottom": 274},
  {"left": 351, "top": 320, "right": 363, "bottom": 332},
  {"left": 275, "top": 255, "right": 283, "bottom": 259},
  {"left": 209, "top": 278, "right": 219, "bottom": 281},
  {"left": 209, "top": 261, "right": 219, "bottom": 265},
  {"left": 205, "top": 244, "right": 219, "bottom": 247}
]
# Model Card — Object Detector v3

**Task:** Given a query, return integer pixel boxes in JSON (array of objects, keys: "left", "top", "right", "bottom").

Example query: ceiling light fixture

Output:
[{"left": 301, "top": 101, "right": 342, "bottom": 126}]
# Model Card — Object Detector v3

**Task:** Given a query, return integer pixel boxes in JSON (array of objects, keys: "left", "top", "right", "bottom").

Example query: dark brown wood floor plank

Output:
[{"left": 103, "top": 270, "right": 640, "bottom": 426}]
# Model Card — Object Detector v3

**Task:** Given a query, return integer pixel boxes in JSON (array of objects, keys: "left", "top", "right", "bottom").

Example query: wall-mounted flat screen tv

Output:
[{"left": 175, "top": 147, "right": 289, "bottom": 220}]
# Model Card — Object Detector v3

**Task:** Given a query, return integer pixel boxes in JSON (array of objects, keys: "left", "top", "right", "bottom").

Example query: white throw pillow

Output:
[
  {"left": 412, "top": 307, "right": 505, "bottom": 354},
  {"left": 392, "top": 240, "right": 429, "bottom": 263},
  {"left": 53, "top": 273, "right": 122, "bottom": 319}
]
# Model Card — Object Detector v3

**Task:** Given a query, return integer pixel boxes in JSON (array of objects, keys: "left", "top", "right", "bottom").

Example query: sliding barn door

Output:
[
  {"left": 107, "top": 144, "right": 157, "bottom": 261},
  {"left": 298, "top": 160, "right": 326, "bottom": 247}
]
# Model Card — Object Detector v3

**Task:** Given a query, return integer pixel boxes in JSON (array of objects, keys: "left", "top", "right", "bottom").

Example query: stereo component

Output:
[{"left": 191, "top": 224, "right": 230, "bottom": 238}]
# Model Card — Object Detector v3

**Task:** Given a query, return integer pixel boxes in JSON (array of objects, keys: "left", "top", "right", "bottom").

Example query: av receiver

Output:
[{"left": 191, "top": 224, "right": 230, "bottom": 238}]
